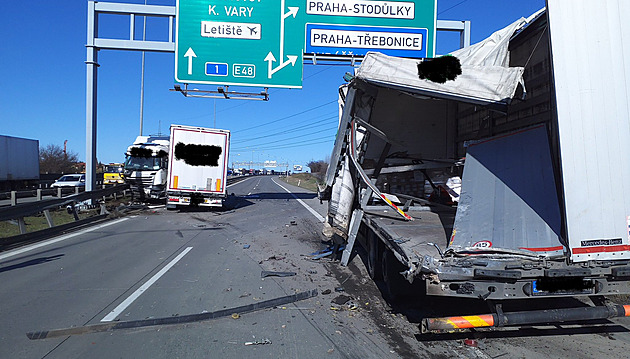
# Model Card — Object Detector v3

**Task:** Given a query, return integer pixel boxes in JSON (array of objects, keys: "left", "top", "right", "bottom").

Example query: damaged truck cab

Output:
[
  {"left": 124, "top": 136, "right": 169, "bottom": 200},
  {"left": 321, "top": 4, "right": 630, "bottom": 332}
]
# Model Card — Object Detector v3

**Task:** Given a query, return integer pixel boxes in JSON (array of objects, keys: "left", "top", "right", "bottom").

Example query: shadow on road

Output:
[
  {"left": 415, "top": 323, "right": 630, "bottom": 341},
  {"left": 0, "top": 254, "right": 64, "bottom": 273},
  {"left": 240, "top": 192, "right": 318, "bottom": 200}
]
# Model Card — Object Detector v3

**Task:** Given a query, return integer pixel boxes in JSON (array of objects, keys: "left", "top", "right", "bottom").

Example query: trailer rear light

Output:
[{"left": 168, "top": 197, "right": 179, "bottom": 202}]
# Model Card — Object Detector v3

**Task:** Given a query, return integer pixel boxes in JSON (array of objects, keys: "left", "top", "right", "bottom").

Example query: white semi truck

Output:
[
  {"left": 166, "top": 125, "right": 230, "bottom": 208},
  {"left": 123, "top": 135, "right": 169, "bottom": 200},
  {"left": 320, "top": 2, "right": 630, "bottom": 332}
]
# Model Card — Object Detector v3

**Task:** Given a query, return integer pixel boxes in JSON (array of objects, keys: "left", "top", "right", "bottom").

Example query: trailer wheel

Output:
[
  {"left": 366, "top": 231, "right": 382, "bottom": 280},
  {"left": 381, "top": 248, "right": 409, "bottom": 302}
]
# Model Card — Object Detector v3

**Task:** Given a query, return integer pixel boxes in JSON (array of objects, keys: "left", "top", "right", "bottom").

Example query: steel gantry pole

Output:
[{"left": 86, "top": 0, "right": 99, "bottom": 193}]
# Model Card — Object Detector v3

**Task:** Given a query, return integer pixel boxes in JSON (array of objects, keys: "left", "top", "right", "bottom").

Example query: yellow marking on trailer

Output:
[{"left": 446, "top": 315, "right": 494, "bottom": 329}]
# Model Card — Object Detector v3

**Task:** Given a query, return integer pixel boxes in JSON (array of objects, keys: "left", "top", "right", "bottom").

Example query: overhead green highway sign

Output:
[
  {"left": 175, "top": 0, "right": 436, "bottom": 89},
  {"left": 175, "top": 0, "right": 305, "bottom": 88}
]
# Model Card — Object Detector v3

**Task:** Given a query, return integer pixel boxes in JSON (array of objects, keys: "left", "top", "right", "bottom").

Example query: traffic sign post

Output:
[{"left": 175, "top": 0, "right": 305, "bottom": 88}]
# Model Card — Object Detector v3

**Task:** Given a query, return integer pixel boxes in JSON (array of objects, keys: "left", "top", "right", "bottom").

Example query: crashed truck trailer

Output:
[{"left": 320, "top": 2, "right": 630, "bottom": 333}]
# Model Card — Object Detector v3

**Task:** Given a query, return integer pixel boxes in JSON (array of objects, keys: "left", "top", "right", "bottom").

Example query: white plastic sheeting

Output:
[
  {"left": 450, "top": 8, "right": 545, "bottom": 67},
  {"left": 355, "top": 52, "right": 524, "bottom": 105}
]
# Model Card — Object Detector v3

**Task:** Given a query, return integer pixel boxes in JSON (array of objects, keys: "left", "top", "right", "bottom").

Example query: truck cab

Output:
[
  {"left": 103, "top": 163, "right": 124, "bottom": 185},
  {"left": 124, "top": 136, "right": 169, "bottom": 200}
]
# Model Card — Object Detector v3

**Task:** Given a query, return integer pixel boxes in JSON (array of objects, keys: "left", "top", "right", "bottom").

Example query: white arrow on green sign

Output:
[{"left": 175, "top": 0, "right": 305, "bottom": 88}]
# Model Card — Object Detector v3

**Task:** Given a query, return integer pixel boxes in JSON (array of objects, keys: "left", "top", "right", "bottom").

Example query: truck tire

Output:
[
  {"left": 381, "top": 247, "right": 410, "bottom": 302},
  {"left": 366, "top": 231, "right": 382, "bottom": 280}
]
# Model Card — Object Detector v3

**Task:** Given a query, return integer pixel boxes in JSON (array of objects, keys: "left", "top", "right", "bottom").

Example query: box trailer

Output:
[
  {"left": 320, "top": 2, "right": 630, "bottom": 332},
  {"left": 0, "top": 135, "right": 39, "bottom": 190},
  {"left": 166, "top": 125, "right": 230, "bottom": 208}
]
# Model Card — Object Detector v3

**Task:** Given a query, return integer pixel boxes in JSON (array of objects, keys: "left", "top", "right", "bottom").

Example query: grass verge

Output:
[{"left": 279, "top": 173, "right": 322, "bottom": 192}]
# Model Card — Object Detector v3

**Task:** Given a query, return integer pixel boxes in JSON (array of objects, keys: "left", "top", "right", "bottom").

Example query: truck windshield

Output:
[
  {"left": 105, "top": 165, "right": 123, "bottom": 173},
  {"left": 124, "top": 156, "right": 162, "bottom": 171}
]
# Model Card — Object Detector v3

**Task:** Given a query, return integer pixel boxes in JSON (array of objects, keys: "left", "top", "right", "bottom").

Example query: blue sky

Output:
[{"left": 0, "top": 0, "right": 545, "bottom": 170}]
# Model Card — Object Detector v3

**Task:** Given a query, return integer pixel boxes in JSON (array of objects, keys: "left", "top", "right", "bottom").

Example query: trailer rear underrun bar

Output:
[{"left": 423, "top": 302, "right": 630, "bottom": 333}]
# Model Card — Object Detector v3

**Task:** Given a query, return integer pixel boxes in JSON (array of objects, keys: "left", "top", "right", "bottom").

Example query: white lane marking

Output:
[
  {"left": 101, "top": 246, "right": 193, "bottom": 322},
  {"left": 0, "top": 218, "right": 130, "bottom": 263},
  {"left": 226, "top": 176, "right": 253, "bottom": 188},
  {"left": 272, "top": 178, "right": 325, "bottom": 222}
]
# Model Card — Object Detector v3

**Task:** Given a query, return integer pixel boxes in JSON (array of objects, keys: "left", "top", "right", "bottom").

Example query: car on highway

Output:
[{"left": 50, "top": 174, "right": 85, "bottom": 188}]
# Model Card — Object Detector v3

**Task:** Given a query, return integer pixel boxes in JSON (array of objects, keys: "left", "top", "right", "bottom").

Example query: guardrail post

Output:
[
  {"left": 43, "top": 210, "right": 54, "bottom": 227},
  {"left": 75, "top": 186, "right": 80, "bottom": 195},
  {"left": 37, "top": 189, "right": 42, "bottom": 201},
  {"left": 70, "top": 203, "right": 80, "bottom": 221},
  {"left": 17, "top": 217, "right": 27, "bottom": 234},
  {"left": 57, "top": 188, "right": 62, "bottom": 198},
  {"left": 11, "top": 191, "right": 17, "bottom": 206}
]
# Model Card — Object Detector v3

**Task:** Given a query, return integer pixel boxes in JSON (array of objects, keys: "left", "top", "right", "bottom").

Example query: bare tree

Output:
[
  {"left": 39, "top": 144, "right": 80, "bottom": 174},
  {"left": 307, "top": 160, "right": 328, "bottom": 182}
]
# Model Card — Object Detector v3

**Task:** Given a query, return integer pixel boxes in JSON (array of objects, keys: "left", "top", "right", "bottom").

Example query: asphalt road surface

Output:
[{"left": 1, "top": 176, "right": 630, "bottom": 358}]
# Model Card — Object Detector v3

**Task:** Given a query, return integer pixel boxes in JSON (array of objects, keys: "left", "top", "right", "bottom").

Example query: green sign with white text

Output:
[
  {"left": 175, "top": 0, "right": 436, "bottom": 88},
  {"left": 175, "top": 0, "right": 305, "bottom": 88}
]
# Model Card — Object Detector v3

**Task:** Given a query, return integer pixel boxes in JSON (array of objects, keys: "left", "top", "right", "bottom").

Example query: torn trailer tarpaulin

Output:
[{"left": 355, "top": 52, "right": 524, "bottom": 107}]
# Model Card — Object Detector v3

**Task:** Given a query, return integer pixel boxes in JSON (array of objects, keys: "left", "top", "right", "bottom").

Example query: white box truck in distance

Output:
[{"left": 166, "top": 125, "right": 230, "bottom": 208}]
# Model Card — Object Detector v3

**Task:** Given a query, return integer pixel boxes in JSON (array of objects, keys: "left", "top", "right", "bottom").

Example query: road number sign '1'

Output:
[{"left": 175, "top": 0, "right": 305, "bottom": 88}]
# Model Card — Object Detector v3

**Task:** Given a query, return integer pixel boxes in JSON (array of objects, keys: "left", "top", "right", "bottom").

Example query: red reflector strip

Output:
[
  {"left": 572, "top": 245, "right": 630, "bottom": 254},
  {"left": 168, "top": 198, "right": 179, "bottom": 202},
  {"left": 519, "top": 246, "right": 564, "bottom": 252}
]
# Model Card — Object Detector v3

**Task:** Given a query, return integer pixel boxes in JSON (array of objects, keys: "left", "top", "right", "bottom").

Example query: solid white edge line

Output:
[
  {"left": 0, "top": 218, "right": 130, "bottom": 263},
  {"left": 272, "top": 177, "right": 325, "bottom": 222},
  {"left": 101, "top": 246, "right": 193, "bottom": 322}
]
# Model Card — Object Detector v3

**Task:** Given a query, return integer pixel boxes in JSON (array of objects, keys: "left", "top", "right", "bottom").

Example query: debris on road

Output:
[
  {"left": 261, "top": 271, "right": 297, "bottom": 278},
  {"left": 260, "top": 255, "right": 286, "bottom": 263},
  {"left": 231, "top": 313, "right": 240, "bottom": 319},
  {"left": 245, "top": 339, "right": 271, "bottom": 346},
  {"left": 309, "top": 244, "right": 346, "bottom": 260},
  {"left": 331, "top": 295, "right": 352, "bottom": 305},
  {"left": 334, "top": 287, "right": 345, "bottom": 292},
  {"left": 243, "top": 244, "right": 250, "bottom": 249},
  {"left": 321, "top": 289, "right": 332, "bottom": 295}
]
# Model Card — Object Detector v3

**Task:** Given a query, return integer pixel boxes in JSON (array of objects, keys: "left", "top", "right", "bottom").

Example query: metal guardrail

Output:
[
  {"left": 0, "top": 184, "right": 130, "bottom": 240},
  {"left": 0, "top": 184, "right": 129, "bottom": 222},
  {"left": 0, "top": 187, "right": 83, "bottom": 204}
]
